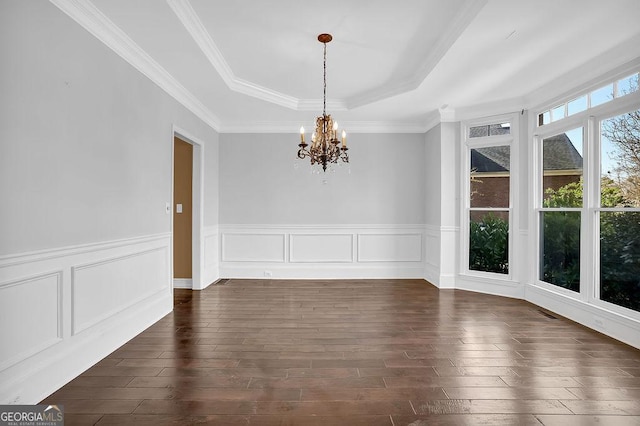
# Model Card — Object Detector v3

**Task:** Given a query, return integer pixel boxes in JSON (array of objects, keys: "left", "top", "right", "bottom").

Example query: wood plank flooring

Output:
[{"left": 42, "top": 279, "right": 640, "bottom": 425}]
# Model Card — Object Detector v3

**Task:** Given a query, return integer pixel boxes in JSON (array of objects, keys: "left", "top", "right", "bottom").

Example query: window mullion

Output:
[{"left": 583, "top": 117, "right": 598, "bottom": 303}]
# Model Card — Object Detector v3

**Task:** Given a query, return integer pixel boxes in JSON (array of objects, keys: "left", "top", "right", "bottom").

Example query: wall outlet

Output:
[{"left": 264, "top": 270, "right": 272, "bottom": 277}]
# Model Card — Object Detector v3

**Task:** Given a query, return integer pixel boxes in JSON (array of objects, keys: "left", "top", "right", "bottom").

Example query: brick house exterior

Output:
[{"left": 470, "top": 132, "right": 582, "bottom": 209}]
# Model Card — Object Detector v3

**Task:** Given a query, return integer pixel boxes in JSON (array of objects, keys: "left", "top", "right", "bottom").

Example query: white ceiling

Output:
[{"left": 58, "top": 0, "right": 640, "bottom": 132}]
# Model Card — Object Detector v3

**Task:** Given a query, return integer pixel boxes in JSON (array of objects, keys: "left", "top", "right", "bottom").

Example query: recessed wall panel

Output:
[
  {"left": 426, "top": 231, "right": 439, "bottom": 267},
  {"left": 204, "top": 232, "right": 218, "bottom": 265},
  {"left": 0, "top": 272, "right": 62, "bottom": 371},
  {"left": 71, "top": 247, "right": 168, "bottom": 334},
  {"left": 290, "top": 234, "right": 354, "bottom": 263},
  {"left": 222, "top": 233, "right": 285, "bottom": 262},
  {"left": 358, "top": 234, "right": 422, "bottom": 262}
]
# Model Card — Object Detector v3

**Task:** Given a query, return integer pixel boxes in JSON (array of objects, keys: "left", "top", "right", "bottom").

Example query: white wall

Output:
[
  {"left": 0, "top": 0, "right": 218, "bottom": 404},
  {"left": 204, "top": 134, "right": 220, "bottom": 228},
  {"left": 219, "top": 133, "right": 425, "bottom": 225},
  {"left": 218, "top": 133, "right": 427, "bottom": 278}
]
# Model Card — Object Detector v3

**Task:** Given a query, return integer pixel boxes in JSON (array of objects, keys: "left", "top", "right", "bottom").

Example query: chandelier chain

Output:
[{"left": 323, "top": 41, "right": 327, "bottom": 117}]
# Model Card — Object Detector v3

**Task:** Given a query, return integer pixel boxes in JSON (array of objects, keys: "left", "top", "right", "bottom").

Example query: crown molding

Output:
[
  {"left": 49, "top": 0, "right": 221, "bottom": 131},
  {"left": 423, "top": 110, "right": 442, "bottom": 133},
  {"left": 167, "top": 0, "right": 350, "bottom": 112},
  {"left": 422, "top": 49, "right": 640, "bottom": 126},
  {"left": 219, "top": 121, "right": 429, "bottom": 134},
  {"left": 167, "top": 0, "right": 297, "bottom": 110},
  {"left": 454, "top": 97, "right": 526, "bottom": 122},
  {"left": 346, "top": 0, "right": 488, "bottom": 109},
  {"left": 438, "top": 107, "right": 457, "bottom": 122}
]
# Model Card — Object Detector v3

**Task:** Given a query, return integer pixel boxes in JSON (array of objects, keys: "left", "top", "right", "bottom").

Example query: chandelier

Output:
[{"left": 297, "top": 33, "right": 348, "bottom": 172}]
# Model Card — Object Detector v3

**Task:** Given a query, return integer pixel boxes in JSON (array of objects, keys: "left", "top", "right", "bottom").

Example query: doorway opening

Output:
[
  {"left": 173, "top": 137, "right": 193, "bottom": 288},
  {"left": 172, "top": 126, "right": 204, "bottom": 293}
]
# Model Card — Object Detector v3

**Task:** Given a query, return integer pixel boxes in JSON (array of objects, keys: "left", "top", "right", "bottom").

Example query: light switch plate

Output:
[{"left": 176, "top": 204, "right": 183, "bottom": 213}]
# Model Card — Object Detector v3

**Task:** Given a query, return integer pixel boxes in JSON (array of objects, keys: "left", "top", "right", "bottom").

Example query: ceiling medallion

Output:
[{"left": 297, "top": 33, "right": 348, "bottom": 172}]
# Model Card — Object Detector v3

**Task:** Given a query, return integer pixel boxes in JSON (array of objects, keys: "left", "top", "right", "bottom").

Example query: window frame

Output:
[
  {"left": 590, "top": 97, "right": 640, "bottom": 318},
  {"left": 532, "top": 115, "right": 589, "bottom": 301},
  {"left": 532, "top": 82, "right": 640, "bottom": 320},
  {"left": 461, "top": 113, "right": 518, "bottom": 281},
  {"left": 537, "top": 71, "right": 639, "bottom": 126}
]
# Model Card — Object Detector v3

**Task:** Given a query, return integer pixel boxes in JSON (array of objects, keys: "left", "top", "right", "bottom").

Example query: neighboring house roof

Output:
[
  {"left": 541, "top": 133, "right": 583, "bottom": 170},
  {"left": 469, "top": 124, "right": 511, "bottom": 138},
  {"left": 471, "top": 133, "right": 583, "bottom": 172},
  {"left": 472, "top": 146, "right": 510, "bottom": 172}
]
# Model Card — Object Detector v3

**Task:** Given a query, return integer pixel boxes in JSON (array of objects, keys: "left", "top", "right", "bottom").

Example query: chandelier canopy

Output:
[{"left": 297, "top": 33, "right": 348, "bottom": 172}]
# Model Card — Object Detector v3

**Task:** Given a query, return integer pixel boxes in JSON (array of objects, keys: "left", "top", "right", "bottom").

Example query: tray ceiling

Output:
[{"left": 54, "top": 0, "right": 640, "bottom": 132}]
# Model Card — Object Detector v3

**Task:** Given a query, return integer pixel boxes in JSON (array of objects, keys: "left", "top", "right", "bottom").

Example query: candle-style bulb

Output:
[
  {"left": 341, "top": 130, "right": 346, "bottom": 147},
  {"left": 299, "top": 126, "right": 305, "bottom": 143}
]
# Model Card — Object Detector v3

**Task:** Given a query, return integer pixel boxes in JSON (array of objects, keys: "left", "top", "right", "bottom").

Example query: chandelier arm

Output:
[{"left": 297, "top": 148, "right": 309, "bottom": 159}]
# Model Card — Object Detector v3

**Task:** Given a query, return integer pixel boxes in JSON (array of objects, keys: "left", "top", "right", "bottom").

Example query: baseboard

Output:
[
  {"left": 456, "top": 274, "right": 524, "bottom": 299},
  {"left": 219, "top": 265, "right": 426, "bottom": 280},
  {"left": 437, "top": 273, "right": 456, "bottom": 289},
  {"left": 525, "top": 283, "right": 640, "bottom": 349},
  {"left": 201, "top": 226, "right": 219, "bottom": 290},
  {"left": 173, "top": 278, "right": 193, "bottom": 289},
  {"left": 423, "top": 263, "right": 439, "bottom": 286},
  {"left": 198, "top": 268, "right": 219, "bottom": 290}
]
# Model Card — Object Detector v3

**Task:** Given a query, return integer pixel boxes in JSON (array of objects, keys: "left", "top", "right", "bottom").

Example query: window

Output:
[
  {"left": 598, "top": 109, "right": 640, "bottom": 312},
  {"left": 469, "top": 122, "right": 511, "bottom": 138},
  {"left": 537, "top": 72, "right": 639, "bottom": 126},
  {"left": 464, "top": 117, "right": 515, "bottom": 277},
  {"left": 591, "top": 84, "right": 614, "bottom": 108},
  {"left": 534, "top": 73, "right": 640, "bottom": 317},
  {"left": 617, "top": 74, "right": 639, "bottom": 96},
  {"left": 538, "top": 128, "right": 584, "bottom": 292},
  {"left": 551, "top": 105, "right": 565, "bottom": 122},
  {"left": 567, "top": 95, "right": 587, "bottom": 116}
]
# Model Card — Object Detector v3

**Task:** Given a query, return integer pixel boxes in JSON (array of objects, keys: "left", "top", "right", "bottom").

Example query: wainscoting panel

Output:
[
  {"left": 219, "top": 225, "right": 426, "bottom": 278},
  {"left": 71, "top": 247, "right": 168, "bottom": 335},
  {"left": 425, "top": 226, "right": 440, "bottom": 268},
  {"left": 290, "top": 234, "right": 354, "bottom": 263},
  {"left": 222, "top": 233, "right": 285, "bottom": 262},
  {"left": 423, "top": 225, "right": 440, "bottom": 285},
  {"left": 437, "top": 226, "right": 458, "bottom": 289},
  {"left": 357, "top": 233, "right": 422, "bottom": 262},
  {"left": 0, "top": 272, "right": 62, "bottom": 373},
  {"left": 0, "top": 233, "right": 172, "bottom": 405},
  {"left": 203, "top": 226, "right": 219, "bottom": 286}
]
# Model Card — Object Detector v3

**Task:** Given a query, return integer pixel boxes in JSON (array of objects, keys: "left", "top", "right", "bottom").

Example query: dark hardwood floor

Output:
[{"left": 42, "top": 279, "right": 640, "bottom": 425}]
